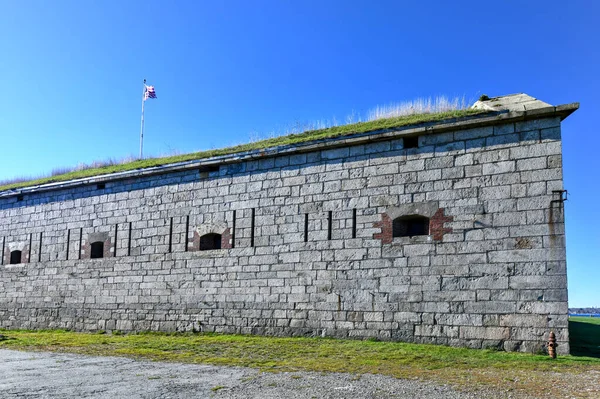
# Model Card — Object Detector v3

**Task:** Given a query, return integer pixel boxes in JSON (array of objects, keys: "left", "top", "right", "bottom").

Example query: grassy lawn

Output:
[
  {"left": 0, "top": 109, "right": 484, "bottom": 192},
  {"left": 570, "top": 316, "right": 600, "bottom": 358},
  {"left": 1, "top": 328, "right": 599, "bottom": 397}
]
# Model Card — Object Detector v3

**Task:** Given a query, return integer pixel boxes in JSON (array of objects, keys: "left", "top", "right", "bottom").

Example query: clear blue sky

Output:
[{"left": 0, "top": 1, "right": 598, "bottom": 307}]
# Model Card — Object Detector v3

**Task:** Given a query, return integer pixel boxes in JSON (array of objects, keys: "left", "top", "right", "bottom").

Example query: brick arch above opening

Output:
[
  {"left": 4, "top": 241, "right": 29, "bottom": 265},
  {"left": 82, "top": 231, "right": 112, "bottom": 259},
  {"left": 189, "top": 223, "right": 232, "bottom": 251},
  {"left": 373, "top": 201, "right": 453, "bottom": 244}
]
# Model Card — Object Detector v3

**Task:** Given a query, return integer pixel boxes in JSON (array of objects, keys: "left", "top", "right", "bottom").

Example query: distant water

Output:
[{"left": 569, "top": 314, "right": 600, "bottom": 317}]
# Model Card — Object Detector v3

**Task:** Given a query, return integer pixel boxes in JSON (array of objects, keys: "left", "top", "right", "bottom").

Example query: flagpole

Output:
[{"left": 140, "top": 78, "right": 146, "bottom": 159}]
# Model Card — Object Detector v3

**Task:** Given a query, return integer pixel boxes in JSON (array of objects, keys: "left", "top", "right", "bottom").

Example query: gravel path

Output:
[{"left": 0, "top": 349, "right": 521, "bottom": 398}]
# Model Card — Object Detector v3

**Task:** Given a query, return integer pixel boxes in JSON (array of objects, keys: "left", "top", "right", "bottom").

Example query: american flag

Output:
[{"left": 144, "top": 85, "right": 157, "bottom": 100}]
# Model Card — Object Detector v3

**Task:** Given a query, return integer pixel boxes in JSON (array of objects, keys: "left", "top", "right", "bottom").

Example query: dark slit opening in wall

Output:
[
  {"left": 28, "top": 233, "right": 32, "bottom": 263},
  {"left": 38, "top": 232, "right": 43, "bottom": 262},
  {"left": 66, "top": 229, "right": 71, "bottom": 260},
  {"left": 250, "top": 208, "right": 255, "bottom": 247},
  {"left": 184, "top": 216, "right": 190, "bottom": 252},
  {"left": 352, "top": 208, "right": 357, "bottom": 238},
  {"left": 327, "top": 211, "right": 332, "bottom": 240},
  {"left": 10, "top": 250, "right": 21, "bottom": 265},
  {"left": 90, "top": 242, "right": 104, "bottom": 259},
  {"left": 304, "top": 213, "right": 309, "bottom": 242},
  {"left": 404, "top": 136, "right": 419, "bottom": 149},
  {"left": 127, "top": 222, "right": 132, "bottom": 256},
  {"left": 199, "top": 165, "right": 220, "bottom": 179},
  {"left": 199, "top": 233, "right": 221, "bottom": 250},
  {"left": 168, "top": 217, "right": 173, "bottom": 253},
  {"left": 78, "top": 228, "right": 82, "bottom": 260},
  {"left": 114, "top": 224, "right": 118, "bottom": 257},
  {"left": 392, "top": 215, "right": 430, "bottom": 238},
  {"left": 232, "top": 210, "right": 236, "bottom": 249}
]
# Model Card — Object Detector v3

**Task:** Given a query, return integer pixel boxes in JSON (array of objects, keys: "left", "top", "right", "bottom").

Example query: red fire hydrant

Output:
[{"left": 548, "top": 331, "right": 557, "bottom": 359}]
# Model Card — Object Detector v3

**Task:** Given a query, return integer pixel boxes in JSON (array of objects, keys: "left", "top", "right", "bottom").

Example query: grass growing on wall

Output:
[
  {"left": 1, "top": 328, "right": 599, "bottom": 397},
  {"left": 0, "top": 109, "right": 484, "bottom": 192}
]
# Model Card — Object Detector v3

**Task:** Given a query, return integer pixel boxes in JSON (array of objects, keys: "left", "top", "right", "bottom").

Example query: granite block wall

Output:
[{"left": 0, "top": 115, "right": 569, "bottom": 354}]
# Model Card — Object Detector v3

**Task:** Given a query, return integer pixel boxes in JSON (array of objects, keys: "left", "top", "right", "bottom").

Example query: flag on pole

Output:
[{"left": 144, "top": 85, "right": 157, "bottom": 100}]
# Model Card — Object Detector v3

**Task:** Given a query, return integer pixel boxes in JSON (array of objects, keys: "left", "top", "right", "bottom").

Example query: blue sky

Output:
[{"left": 0, "top": 1, "right": 598, "bottom": 307}]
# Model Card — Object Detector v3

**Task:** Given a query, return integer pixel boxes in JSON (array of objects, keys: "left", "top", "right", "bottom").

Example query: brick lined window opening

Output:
[
  {"left": 393, "top": 215, "right": 429, "bottom": 238},
  {"left": 90, "top": 242, "right": 104, "bottom": 259},
  {"left": 9, "top": 250, "right": 22, "bottom": 265},
  {"left": 200, "top": 233, "right": 221, "bottom": 250}
]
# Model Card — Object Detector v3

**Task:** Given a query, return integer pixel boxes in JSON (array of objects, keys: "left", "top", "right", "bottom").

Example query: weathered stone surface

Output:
[{"left": 0, "top": 101, "right": 572, "bottom": 354}]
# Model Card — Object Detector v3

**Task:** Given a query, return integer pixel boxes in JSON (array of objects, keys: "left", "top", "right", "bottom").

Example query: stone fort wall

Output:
[{"left": 0, "top": 112, "right": 570, "bottom": 354}]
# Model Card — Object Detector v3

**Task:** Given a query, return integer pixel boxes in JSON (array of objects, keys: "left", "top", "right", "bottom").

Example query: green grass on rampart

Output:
[{"left": 0, "top": 109, "right": 484, "bottom": 192}]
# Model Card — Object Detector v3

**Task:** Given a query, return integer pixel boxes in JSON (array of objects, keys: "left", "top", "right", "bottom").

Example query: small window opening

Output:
[
  {"left": 352, "top": 208, "right": 357, "bottom": 238},
  {"left": 10, "top": 250, "right": 22, "bottom": 265},
  {"left": 90, "top": 241, "right": 104, "bottom": 259},
  {"left": 16, "top": 194, "right": 24, "bottom": 202},
  {"left": 96, "top": 183, "right": 106, "bottom": 190},
  {"left": 200, "top": 233, "right": 221, "bottom": 250},
  {"left": 404, "top": 136, "right": 419, "bottom": 149},
  {"left": 392, "top": 215, "right": 429, "bottom": 238},
  {"left": 199, "top": 165, "right": 220, "bottom": 179}
]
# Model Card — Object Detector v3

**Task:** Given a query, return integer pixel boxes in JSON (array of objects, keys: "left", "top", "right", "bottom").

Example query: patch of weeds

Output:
[
  {"left": 267, "top": 382, "right": 277, "bottom": 387},
  {"left": 147, "top": 376, "right": 161, "bottom": 380},
  {"left": 479, "top": 94, "right": 490, "bottom": 101},
  {"left": 290, "top": 375, "right": 302, "bottom": 379},
  {"left": 0, "top": 334, "right": 15, "bottom": 342},
  {"left": 483, "top": 343, "right": 505, "bottom": 352},
  {"left": 211, "top": 385, "right": 226, "bottom": 392}
]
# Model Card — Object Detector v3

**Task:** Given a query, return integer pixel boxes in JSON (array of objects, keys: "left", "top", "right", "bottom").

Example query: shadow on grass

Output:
[{"left": 570, "top": 318, "right": 600, "bottom": 358}]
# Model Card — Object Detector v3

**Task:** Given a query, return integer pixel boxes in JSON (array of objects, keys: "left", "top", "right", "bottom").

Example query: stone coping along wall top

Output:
[{"left": 0, "top": 93, "right": 578, "bottom": 200}]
